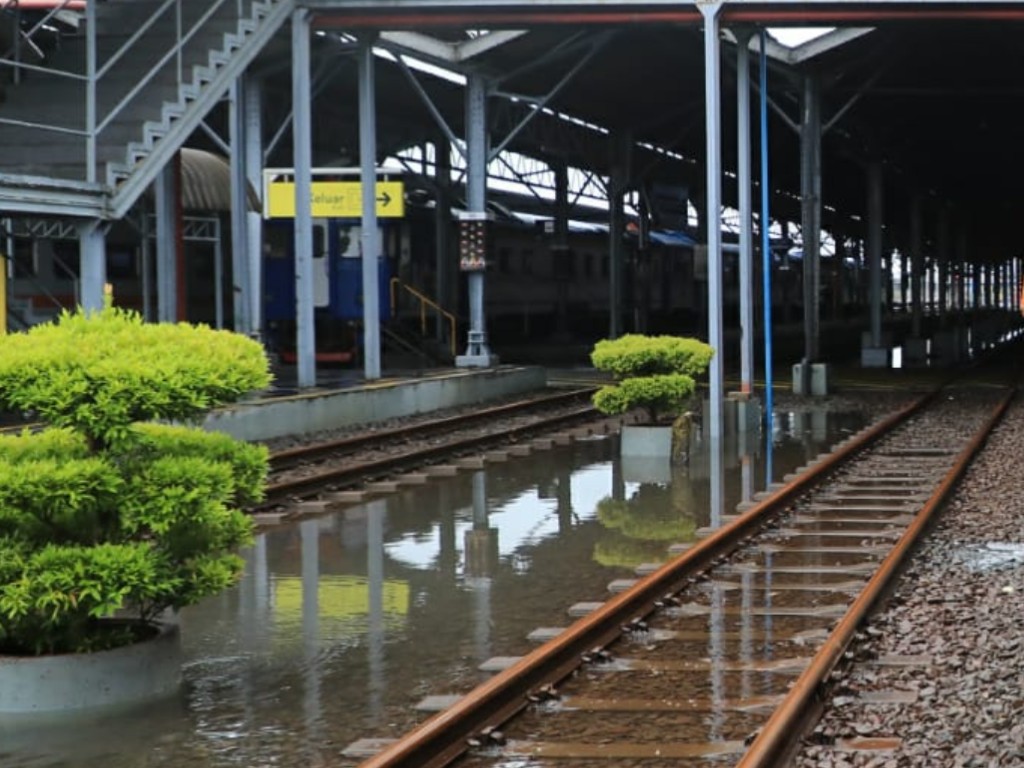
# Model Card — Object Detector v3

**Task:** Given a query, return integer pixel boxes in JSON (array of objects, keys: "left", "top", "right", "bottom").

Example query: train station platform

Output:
[{"left": 202, "top": 365, "right": 546, "bottom": 442}]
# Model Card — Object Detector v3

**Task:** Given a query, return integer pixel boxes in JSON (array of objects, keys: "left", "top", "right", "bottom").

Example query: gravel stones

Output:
[{"left": 792, "top": 396, "right": 1024, "bottom": 767}]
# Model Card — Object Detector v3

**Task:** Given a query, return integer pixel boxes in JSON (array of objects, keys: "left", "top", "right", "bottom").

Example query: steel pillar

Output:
[
  {"left": 937, "top": 213, "right": 949, "bottom": 322},
  {"left": 735, "top": 27, "right": 754, "bottom": 396},
  {"left": 245, "top": 74, "right": 264, "bottom": 340},
  {"left": 292, "top": 9, "right": 316, "bottom": 388},
  {"left": 972, "top": 261, "right": 981, "bottom": 310},
  {"left": 867, "top": 161, "right": 883, "bottom": 346},
  {"left": 799, "top": 74, "right": 822, "bottom": 366},
  {"left": 78, "top": 220, "right": 107, "bottom": 313},
  {"left": 359, "top": 35, "right": 382, "bottom": 380},
  {"left": 456, "top": 74, "right": 496, "bottom": 367},
  {"left": 553, "top": 159, "right": 571, "bottom": 337},
  {"left": 434, "top": 137, "right": 453, "bottom": 346},
  {"left": 700, "top": 3, "right": 724, "bottom": 440},
  {"left": 910, "top": 195, "right": 923, "bottom": 336},
  {"left": 956, "top": 225, "right": 967, "bottom": 314},
  {"left": 229, "top": 78, "right": 252, "bottom": 334},
  {"left": 608, "top": 131, "right": 629, "bottom": 340},
  {"left": 154, "top": 163, "right": 177, "bottom": 322}
]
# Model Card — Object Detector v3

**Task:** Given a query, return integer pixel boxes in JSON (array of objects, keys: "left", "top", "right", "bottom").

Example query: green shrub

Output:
[
  {"left": 590, "top": 334, "right": 713, "bottom": 423},
  {"left": 0, "top": 307, "right": 271, "bottom": 655},
  {"left": 591, "top": 335, "right": 714, "bottom": 379}
]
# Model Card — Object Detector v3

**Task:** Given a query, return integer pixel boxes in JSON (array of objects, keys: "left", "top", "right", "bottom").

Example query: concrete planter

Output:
[
  {"left": 620, "top": 425, "right": 673, "bottom": 458},
  {"left": 0, "top": 621, "right": 182, "bottom": 717},
  {"left": 621, "top": 425, "right": 673, "bottom": 484}
]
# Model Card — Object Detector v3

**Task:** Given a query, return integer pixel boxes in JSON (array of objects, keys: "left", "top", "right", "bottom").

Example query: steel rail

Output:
[
  {"left": 269, "top": 387, "right": 596, "bottom": 471},
  {"left": 263, "top": 403, "right": 601, "bottom": 504},
  {"left": 357, "top": 389, "right": 936, "bottom": 768},
  {"left": 737, "top": 383, "right": 1017, "bottom": 768}
]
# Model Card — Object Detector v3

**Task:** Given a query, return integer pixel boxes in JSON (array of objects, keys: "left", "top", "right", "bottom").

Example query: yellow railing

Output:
[{"left": 389, "top": 278, "right": 457, "bottom": 358}]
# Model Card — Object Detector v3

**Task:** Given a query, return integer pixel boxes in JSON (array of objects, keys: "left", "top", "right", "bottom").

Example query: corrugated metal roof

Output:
[{"left": 179, "top": 148, "right": 260, "bottom": 213}]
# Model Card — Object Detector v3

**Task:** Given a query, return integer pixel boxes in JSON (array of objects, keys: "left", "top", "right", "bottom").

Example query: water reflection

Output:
[{"left": 0, "top": 409, "right": 864, "bottom": 768}]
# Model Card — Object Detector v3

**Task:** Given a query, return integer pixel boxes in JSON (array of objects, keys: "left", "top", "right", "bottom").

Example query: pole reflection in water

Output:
[
  {"left": 556, "top": 466, "right": 574, "bottom": 533},
  {"left": 464, "top": 470, "right": 496, "bottom": 662},
  {"left": 367, "top": 499, "right": 387, "bottom": 719},
  {"left": 300, "top": 518, "right": 322, "bottom": 742},
  {"left": 438, "top": 484, "right": 458, "bottom": 582},
  {"left": 709, "top": 436, "right": 724, "bottom": 528},
  {"left": 708, "top": 580, "right": 726, "bottom": 740}
]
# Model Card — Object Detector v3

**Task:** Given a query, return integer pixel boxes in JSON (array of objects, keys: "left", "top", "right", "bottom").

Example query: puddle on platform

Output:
[
  {"left": 954, "top": 542, "right": 1024, "bottom": 572},
  {"left": 0, "top": 409, "right": 863, "bottom": 768}
]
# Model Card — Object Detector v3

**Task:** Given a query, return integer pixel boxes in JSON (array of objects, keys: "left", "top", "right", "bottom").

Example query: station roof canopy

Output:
[{"left": 244, "top": 1, "right": 1024, "bottom": 259}]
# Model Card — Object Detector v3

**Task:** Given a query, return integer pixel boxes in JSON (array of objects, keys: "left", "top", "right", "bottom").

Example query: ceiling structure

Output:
[{"left": 190, "top": 1, "right": 1024, "bottom": 262}]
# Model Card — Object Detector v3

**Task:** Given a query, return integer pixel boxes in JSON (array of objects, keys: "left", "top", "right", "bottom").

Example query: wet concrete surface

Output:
[{"left": 0, "top": 411, "right": 864, "bottom": 768}]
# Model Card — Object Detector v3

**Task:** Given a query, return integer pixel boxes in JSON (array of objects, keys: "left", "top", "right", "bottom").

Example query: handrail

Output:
[
  {"left": 0, "top": 0, "right": 247, "bottom": 176},
  {"left": 96, "top": 0, "right": 233, "bottom": 135},
  {"left": 389, "top": 277, "right": 457, "bottom": 359}
]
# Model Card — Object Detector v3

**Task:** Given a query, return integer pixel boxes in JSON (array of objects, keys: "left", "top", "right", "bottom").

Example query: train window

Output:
[
  {"left": 601, "top": 255, "right": 609, "bottom": 278},
  {"left": 52, "top": 240, "right": 79, "bottom": 280},
  {"left": 583, "top": 253, "right": 593, "bottom": 278},
  {"left": 11, "top": 239, "right": 36, "bottom": 278},
  {"left": 265, "top": 225, "right": 290, "bottom": 259},
  {"left": 498, "top": 247, "right": 510, "bottom": 274},
  {"left": 521, "top": 248, "right": 533, "bottom": 276},
  {"left": 313, "top": 225, "right": 325, "bottom": 259}
]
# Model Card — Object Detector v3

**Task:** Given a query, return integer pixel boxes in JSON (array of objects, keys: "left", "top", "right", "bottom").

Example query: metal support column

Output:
[
  {"left": 867, "top": 161, "right": 883, "bottom": 347},
  {"left": 78, "top": 220, "right": 107, "bottom": 313},
  {"left": 608, "top": 131, "right": 629, "bottom": 340},
  {"left": 800, "top": 74, "right": 822, "bottom": 366},
  {"left": 735, "top": 27, "right": 754, "bottom": 396},
  {"left": 910, "top": 195, "right": 923, "bottom": 337},
  {"left": 359, "top": 35, "right": 382, "bottom": 380},
  {"left": 553, "top": 159, "right": 571, "bottom": 338},
  {"left": 434, "top": 137, "right": 453, "bottom": 345},
  {"left": 456, "top": 74, "right": 496, "bottom": 366},
  {"left": 937, "top": 213, "right": 949, "bottom": 323},
  {"left": 972, "top": 261, "right": 981, "bottom": 310},
  {"left": 956, "top": 225, "right": 968, "bottom": 315},
  {"left": 245, "top": 74, "right": 264, "bottom": 340},
  {"left": 292, "top": 9, "right": 316, "bottom": 387},
  {"left": 700, "top": 2, "right": 724, "bottom": 440},
  {"left": 154, "top": 163, "right": 177, "bottom": 322},
  {"left": 230, "top": 78, "right": 252, "bottom": 334}
]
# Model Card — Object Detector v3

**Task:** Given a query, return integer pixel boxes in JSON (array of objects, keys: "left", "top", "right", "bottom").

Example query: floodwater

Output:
[{"left": 0, "top": 410, "right": 863, "bottom": 768}]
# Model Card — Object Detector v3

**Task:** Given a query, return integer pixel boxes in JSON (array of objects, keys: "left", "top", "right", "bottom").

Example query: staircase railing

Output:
[
  {"left": 389, "top": 277, "right": 457, "bottom": 359},
  {"left": 0, "top": 0, "right": 249, "bottom": 182}
]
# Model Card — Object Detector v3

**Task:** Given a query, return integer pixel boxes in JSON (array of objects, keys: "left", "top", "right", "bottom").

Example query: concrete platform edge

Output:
[{"left": 203, "top": 366, "right": 546, "bottom": 442}]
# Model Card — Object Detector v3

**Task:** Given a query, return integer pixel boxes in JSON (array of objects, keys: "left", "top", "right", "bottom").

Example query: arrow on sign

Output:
[{"left": 377, "top": 191, "right": 392, "bottom": 207}]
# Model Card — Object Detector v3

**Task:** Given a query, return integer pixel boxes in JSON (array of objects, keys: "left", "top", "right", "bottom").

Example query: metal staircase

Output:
[{"left": 0, "top": 0, "right": 293, "bottom": 219}]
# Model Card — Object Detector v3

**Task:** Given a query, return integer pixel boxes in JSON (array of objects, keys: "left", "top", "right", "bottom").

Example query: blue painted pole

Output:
[{"left": 759, "top": 29, "right": 774, "bottom": 483}]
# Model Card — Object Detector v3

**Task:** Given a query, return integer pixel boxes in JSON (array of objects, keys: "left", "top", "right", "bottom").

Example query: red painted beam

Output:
[{"left": 312, "top": 5, "right": 1024, "bottom": 29}]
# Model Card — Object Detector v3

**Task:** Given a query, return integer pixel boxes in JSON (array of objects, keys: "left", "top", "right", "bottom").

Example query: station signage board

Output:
[{"left": 266, "top": 180, "right": 405, "bottom": 218}]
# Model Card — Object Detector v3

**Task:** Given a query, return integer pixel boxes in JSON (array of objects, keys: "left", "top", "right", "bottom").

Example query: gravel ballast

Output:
[{"left": 792, "top": 397, "right": 1024, "bottom": 767}]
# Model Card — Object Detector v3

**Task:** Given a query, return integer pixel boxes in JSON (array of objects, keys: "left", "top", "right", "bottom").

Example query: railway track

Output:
[
  {"left": 261, "top": 388, "right": 603, "bottom": 507},
  {"left": 347, "top": 377, "right": 1015, "bottom": 768}
]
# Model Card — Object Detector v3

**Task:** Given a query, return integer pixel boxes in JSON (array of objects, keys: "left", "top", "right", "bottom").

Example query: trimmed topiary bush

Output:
[
  {"left": 0, "top": 307, "right": 271, "bottom": 656},
  {"left": 591, "top": 334, "right": 713, "bottom": 424}
]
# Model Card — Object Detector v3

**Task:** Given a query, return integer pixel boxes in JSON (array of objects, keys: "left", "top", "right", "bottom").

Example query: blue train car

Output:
[{"left": 264, "top": 218, "right": 392, "bottom": 364}]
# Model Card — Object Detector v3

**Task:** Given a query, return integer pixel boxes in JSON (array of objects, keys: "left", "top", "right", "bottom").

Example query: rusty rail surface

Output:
[
  {"left": 356, "top": 390, "right": 937, "bottom": 768},
  {"left": 262, "top": 403, "right": 602, "bottom": 505},
  {"left": 269, "top": 387, "right": 596, "bottom": 472},
  {"left": 737, "top": 384, "right": 1017, "bottom": 768}
]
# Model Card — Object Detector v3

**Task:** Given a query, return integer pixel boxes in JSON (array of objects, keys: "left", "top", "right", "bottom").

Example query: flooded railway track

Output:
[
  {"left": 349, "top": 379, "right": 1015, "bottom": 768},
  {"left": 261, "top": 388, "right": 605, "bottom": 507}
]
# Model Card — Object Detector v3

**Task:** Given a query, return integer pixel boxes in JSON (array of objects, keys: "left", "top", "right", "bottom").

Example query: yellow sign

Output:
[{"left": 267, "top": 180, "right": 405, "bottom": 219}]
